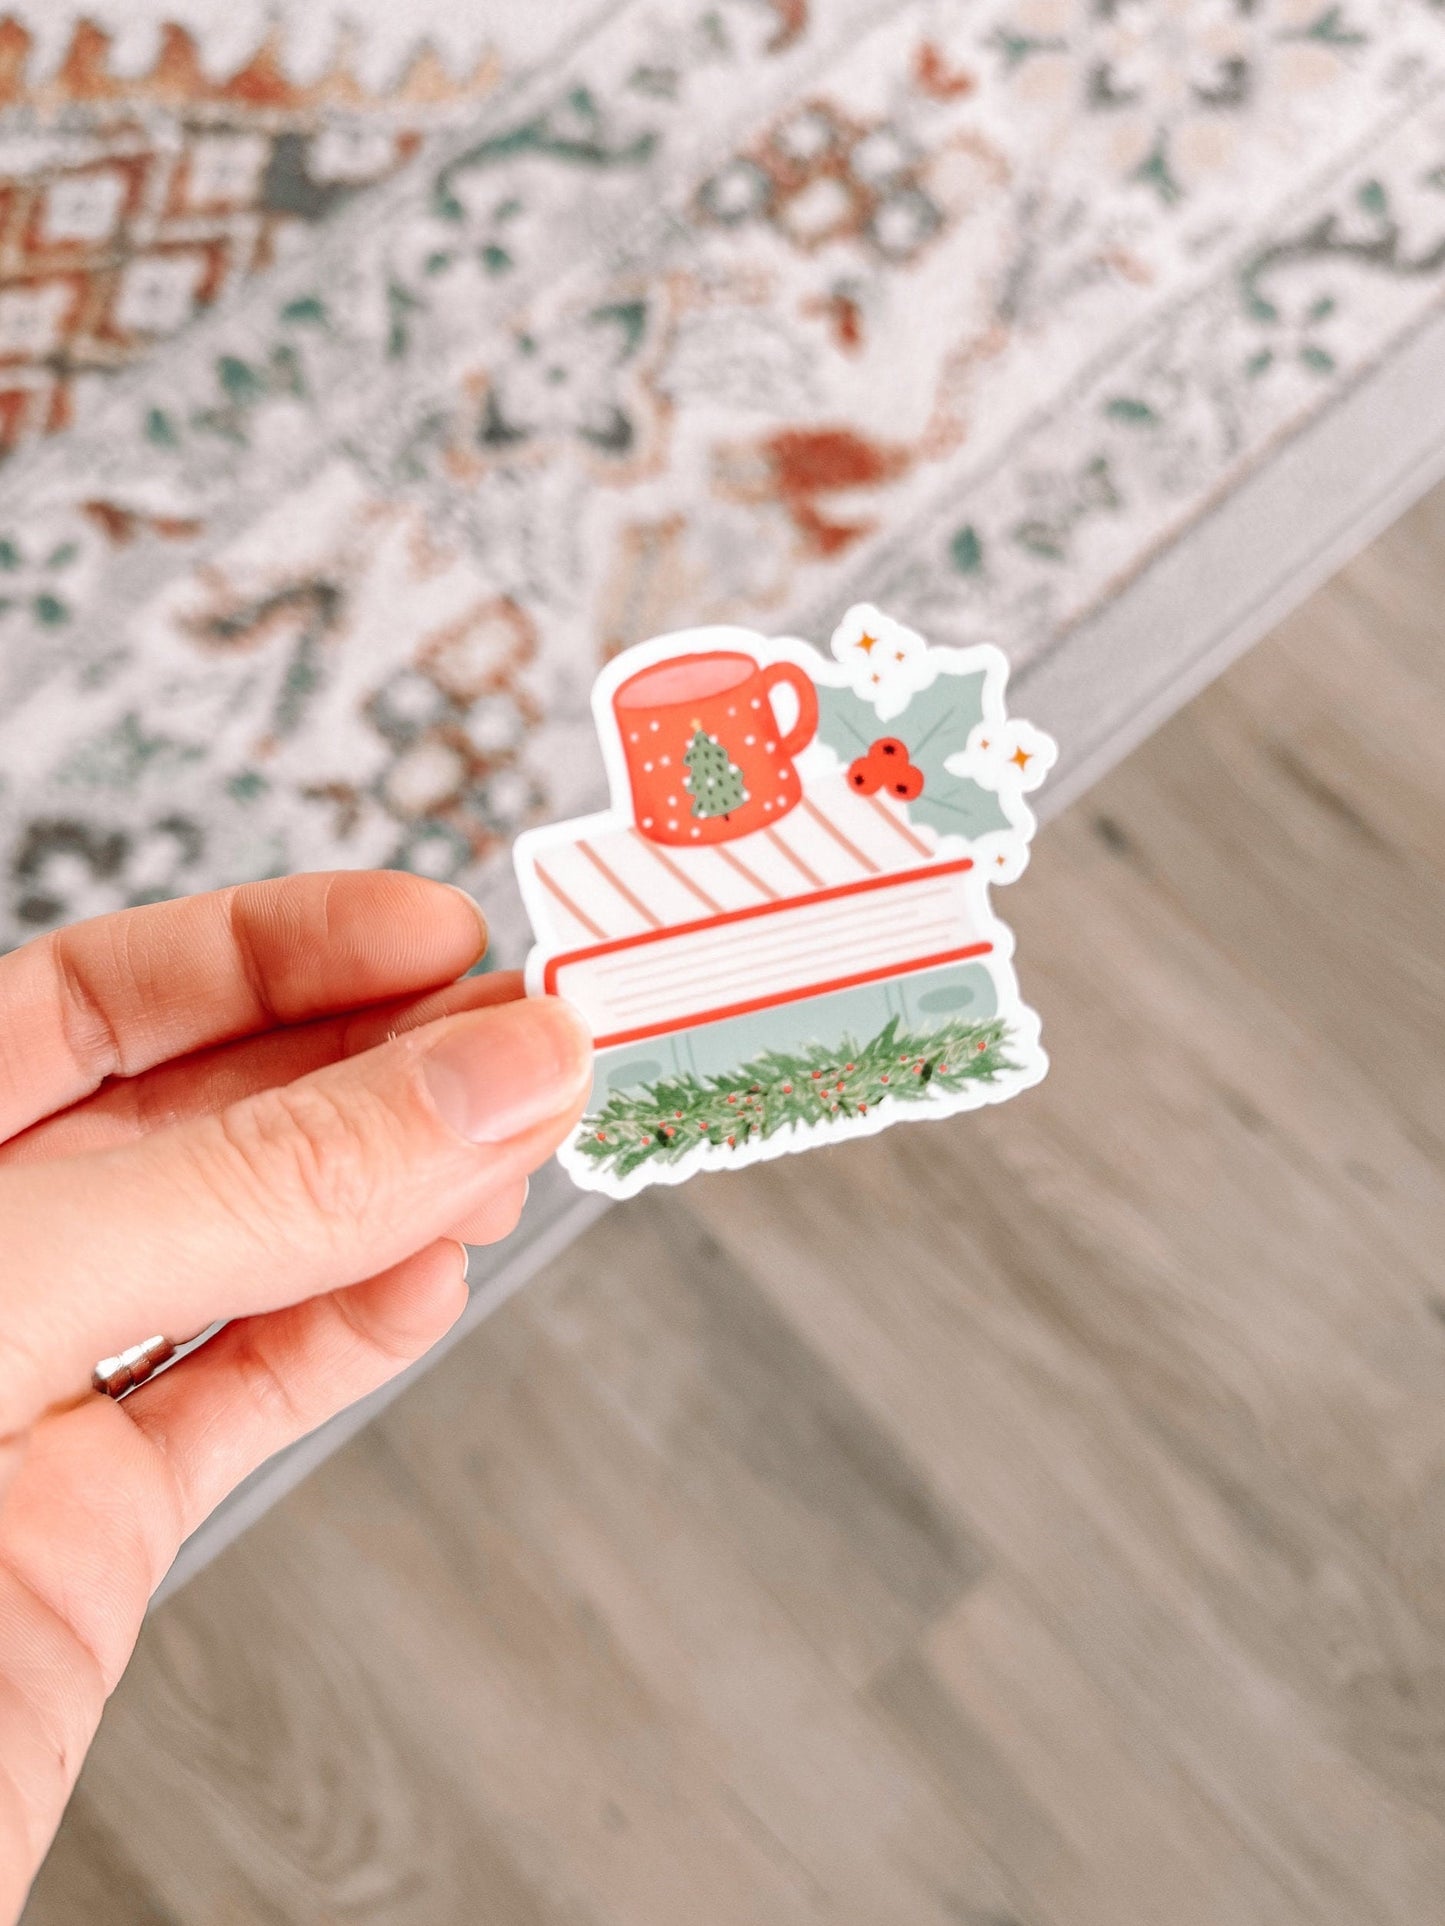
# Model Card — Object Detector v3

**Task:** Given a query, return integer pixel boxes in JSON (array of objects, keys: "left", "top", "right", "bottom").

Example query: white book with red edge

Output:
[{"left": 525, "top": 771, "right": 989, "bottom": 1050}]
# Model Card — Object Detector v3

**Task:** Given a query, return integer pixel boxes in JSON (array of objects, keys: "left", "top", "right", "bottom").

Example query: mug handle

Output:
[{"left": 761, "top": 662, "right": 819, "bottom": 762}]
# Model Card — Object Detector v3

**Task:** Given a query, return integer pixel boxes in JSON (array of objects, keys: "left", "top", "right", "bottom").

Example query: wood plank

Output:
[
  {"left": 368, "top": 1304, "right": 1027, "bottom": 1925},
  {"left": 527, "top": 1189, "right": 986, "bottom": 1686},
  {"left": 37, "top": 1305, "right": 1024, "bottom": 1925},
  {"left": 872, "top": 1578, "right": 1310, "bottom": 1926},
  {"left": 19, "top": 1796, "right": 182, "bottom": 1926}
]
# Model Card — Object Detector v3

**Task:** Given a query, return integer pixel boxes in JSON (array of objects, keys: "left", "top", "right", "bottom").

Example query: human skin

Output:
[{"left": 0, "top": 870, "right": 594, "bottom": 1919}]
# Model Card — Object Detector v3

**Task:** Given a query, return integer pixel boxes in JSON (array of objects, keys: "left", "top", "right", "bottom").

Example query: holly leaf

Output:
[
  {"left": 816, "top": 681, "right": 877, "bottom": 759},
  {"left": 816, "top": 671, "right": 1010, "bottom": 842},
  {"left": 902, "top": 668, "right": 988, "bottom": 753},
  {"left": 911, "top": 768, "right": 1010, "bottom": 841},
  {"left": 896, "top": 671, "right": 1010, "bottom": 841}
]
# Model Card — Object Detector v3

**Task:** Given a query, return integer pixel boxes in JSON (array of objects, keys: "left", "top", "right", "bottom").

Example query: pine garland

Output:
[{"left": 577, "top": 1014, "right": 1016, "bottom": 1179}]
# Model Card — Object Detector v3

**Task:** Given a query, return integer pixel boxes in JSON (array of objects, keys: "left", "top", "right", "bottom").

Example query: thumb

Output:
[{"left": 0, "top": 995, "right": 592, "bottom": 1436}]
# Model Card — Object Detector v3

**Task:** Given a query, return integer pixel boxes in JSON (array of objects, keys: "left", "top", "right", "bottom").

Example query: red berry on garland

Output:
[
  {"left": 888, "top": 763, "right": 925, "bottom": 802},
  {"left": 848, "top": 755, "right": 882, "bottom": 794}
]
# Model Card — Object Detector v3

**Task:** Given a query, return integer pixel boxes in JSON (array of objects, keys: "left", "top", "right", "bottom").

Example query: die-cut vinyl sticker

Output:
[{"left": 513, "top": 604, "right": 1054, "bottom": 1198}]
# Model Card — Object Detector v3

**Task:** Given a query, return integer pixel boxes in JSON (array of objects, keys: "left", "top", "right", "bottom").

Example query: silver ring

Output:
[{"left": 92, "top": 1336, "right": 175, "bottom": 1400}]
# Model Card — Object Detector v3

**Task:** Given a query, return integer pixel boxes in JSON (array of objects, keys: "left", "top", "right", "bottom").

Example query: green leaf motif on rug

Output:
[
  {"left": 1358, "top": 176, "right": 1388, "bottom": 216},
  {"left": 56, "top": 713, "right": 204, "bottom": 790},
  {"left": 151, "top": 343, "right": 312, "bottom": 452},
  {"left": 387, "top": 280, "right": 424, "bottom": 360},
  {"left": 1285, "top": 5, "right": 1368, "bottom": 46},
  {"left": 280, "top": 294, "right": 330, "bottom": 327},
  {"left": 949, "top": 524, "right": 984, "bottom": 574},
  {"left": 144, "top": 406, "right": 180, "bottom": 448},
  {"left": 988, "top": 28, "right": 1068, "bottom": 69},
  {"left": 218, "top": 355, "right": 263, "bottom": 403},
  {"left": 433, "top": 87, "right": 659, "bottom": 222},
  {"left": 589, "top": 299, "right": 649, "bottom": 359},
  {"left": 1133, "top": 134, "right": 1184, "bottom": 207},
  {"left": 1104, "top": 396, "right": 1160, "bottom": 427}
]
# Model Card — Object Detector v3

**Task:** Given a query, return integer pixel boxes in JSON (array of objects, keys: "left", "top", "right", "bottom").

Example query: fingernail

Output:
[
  {"left": 441, "top": 883, "right": 489, "bottom": 954},
  {"left": 423, "top": 998, "right": 592, "bottom": 1145}
]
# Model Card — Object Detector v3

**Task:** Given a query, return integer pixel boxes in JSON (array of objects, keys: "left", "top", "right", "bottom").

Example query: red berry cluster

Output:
[{"left": 848, "top": 736, "right": 923, "bottom": 801}]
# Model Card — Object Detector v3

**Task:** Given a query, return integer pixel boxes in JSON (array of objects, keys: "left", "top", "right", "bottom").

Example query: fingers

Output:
[
  {"left": 0, "top": 996, "right": 592, "bottom": 1436},
  {"left": 445, "top": 1178, "right": 530, "bottom": 1248},
  {"left": 121, "top": 1240, "right": 471, "bottom": 1545},
  {"left": 0, "top": 1243, "right": 470, "bottom": 1917},
  {"left": 0, "top": 1437, "right": 22, "bottom": 1518},
  {"left": 0, "top": 971, "right": 526, "bottom": 1167},
  {"left": 0, "top": 870, "right": 488, "bottom": 1141},
  {"left": 0, "top": 1245, "right": 468, "bottom": 1686}
]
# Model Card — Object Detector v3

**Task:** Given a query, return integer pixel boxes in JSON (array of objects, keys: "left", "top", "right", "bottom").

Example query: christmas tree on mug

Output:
[{"left": 683, "top": 720, "right": 748, "bottom": 821}]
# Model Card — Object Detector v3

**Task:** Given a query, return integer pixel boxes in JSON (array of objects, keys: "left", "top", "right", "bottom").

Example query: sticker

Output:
[{"left": 513, "top": 604, "right": 1053, "bottom": 1198}]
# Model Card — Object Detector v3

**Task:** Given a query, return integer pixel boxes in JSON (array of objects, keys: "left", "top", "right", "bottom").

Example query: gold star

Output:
[
  {"left": 1011, "top": 746, "right": 1033, "bottom": 771},
  {"left": 854, "top": 631, "right": 879, "bottom": 655}
]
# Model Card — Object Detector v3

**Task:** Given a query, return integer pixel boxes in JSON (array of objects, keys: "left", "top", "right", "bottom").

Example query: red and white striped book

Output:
[{"left": 519, "top": 774, "right": 992, "bottom": 1050}]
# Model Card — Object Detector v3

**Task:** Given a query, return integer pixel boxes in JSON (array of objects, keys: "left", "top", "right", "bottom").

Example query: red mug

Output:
[{"left": 613, "top": 650, "right": 819, "bottom": 846}]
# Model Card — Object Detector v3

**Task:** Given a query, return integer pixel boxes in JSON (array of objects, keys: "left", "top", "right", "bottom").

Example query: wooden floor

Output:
[{"left": 26, "top": 484, "right": 1445, "bottom": 1926}]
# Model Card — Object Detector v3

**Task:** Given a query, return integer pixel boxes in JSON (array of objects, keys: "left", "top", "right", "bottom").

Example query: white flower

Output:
[
  {"left": 958, "top": 719, "right": 1057, "bottom": 794},
  {"left": 828, "top": 603, "right": 935, "bottom": 722},
  {"left": 969, "top": 832, "right": 1032, "bottom": 887}
]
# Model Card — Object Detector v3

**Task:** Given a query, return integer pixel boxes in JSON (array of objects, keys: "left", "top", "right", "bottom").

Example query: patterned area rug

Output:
[{"left": 0, "top": 0, "right": 1442, "bottom": 961}]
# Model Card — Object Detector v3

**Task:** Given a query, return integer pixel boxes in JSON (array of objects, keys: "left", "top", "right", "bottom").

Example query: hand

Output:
[{"left": 0, "top": 871, "right": 592, "bottom": 1919}]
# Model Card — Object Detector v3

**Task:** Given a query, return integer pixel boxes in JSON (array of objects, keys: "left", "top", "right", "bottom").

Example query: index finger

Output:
[{"left": 0, "top": 871, "right": 488, "bottom": 1141}]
